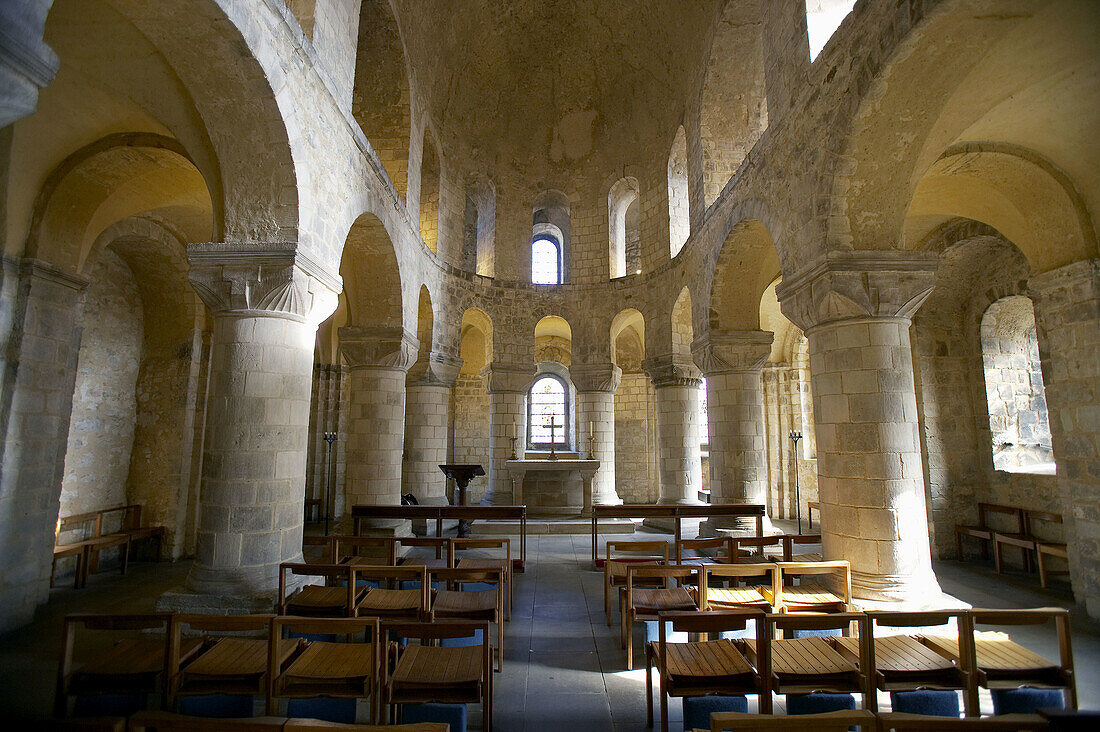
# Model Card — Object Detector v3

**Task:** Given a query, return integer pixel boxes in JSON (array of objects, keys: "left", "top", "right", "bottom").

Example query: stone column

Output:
[
  {"left": 642, "top": 355, "right": 704, "bottom": 505},
  {"left": 0, "top": 0, "right": 59, "bottom": 128},
  {"left": 0, "top": 259, "right": 87, "bottom": 632},
  {"left": 693, "top": 329, "right": 774, "bottom": 534},
  {"left": 1030, "top": 259, "right": 1100, "bottom": 617},
  {"left": 181, "top": 243, "right": 340, "bottom": 601},
  {"left": 482, "top": 363, "right": 535, "bottom": 505},
  {"left": 777, "top": 252, "right": 942, "bottom": 602},
  {"left": 339, "top": 326, "right": 418, "bottom": 528},
  {"left": 572, "top": 362, "right": 623, "bottom": 506},
  {"left": 403, "top": 353, "right": 462, "bottom": 506}
]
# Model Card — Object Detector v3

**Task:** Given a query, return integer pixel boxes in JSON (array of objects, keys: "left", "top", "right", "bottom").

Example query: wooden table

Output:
[
  {"left": 590, "top": 504, "right": 765, "bottom": 565},
  {"left": 352, "top": 504, "right": 527, "bottom": 571}
]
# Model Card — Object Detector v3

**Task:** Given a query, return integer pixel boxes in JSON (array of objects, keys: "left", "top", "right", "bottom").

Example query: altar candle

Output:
[{"left": 589, "top": 420, "right": 593, "bottom": 434}]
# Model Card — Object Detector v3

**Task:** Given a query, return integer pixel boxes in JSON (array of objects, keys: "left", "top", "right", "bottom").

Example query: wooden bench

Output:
[
  {"left": 1036, "top": 542, "right": 1070, "bottom": 588},
  {"left": 955, "top": 503, "right": 1024, "bottom": 561},
  {"left": 100, "top": 505, "right": 166, "bottom": 563},
  {"left": 351, "top": 504, "right": 527, "bottom": 572},
  {"left": 591, "top": 503, "right": 766, "bottom": 566},
  {"left": 993, "top": 509, "right": 1063, "bottom": 576},
  {"left": 807, "top": 501, "right": 820, "bottom": 531},
  {"left": 54, "top": 511, "right": 130, "bottom": 585}
]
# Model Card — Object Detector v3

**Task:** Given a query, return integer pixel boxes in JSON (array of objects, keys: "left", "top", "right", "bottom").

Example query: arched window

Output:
[
  {"left": 528, "top": 375, "right": 569, "bottom": 448},
  {"left": 531, "top": 237, "right": 561, "bottom": 284}
]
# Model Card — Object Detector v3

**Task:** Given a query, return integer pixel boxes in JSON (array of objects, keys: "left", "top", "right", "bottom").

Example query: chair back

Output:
[
  {"left": 606, "top": 539, "right": 669, "bottom": 562},
  {"left": 775, "top": 560, "right": 852, "bottom": 605},
  {"left": 678, "top": 536, "right": 734, "bottom": 564},
  {"left": 452, "top": 537, "right": 510, "bottom": 563},
  {"left": 978, "top": 502, "right": 1025, "bottom": 533},
  {"left": 333, "top": 535, "right": 397, "bottom": 565},
  {"left": 396, "top": 536, "right": 453, "bottom": 564},
  {"left": 781, "top": 533, "right": 821, "bottom": 561},
  {"left": 302, "top": 535, "right": 335, "bottom": 563},
  {"left": 278, "top": 563, "right": 356, "bottom": 615},
  {"left": 732, "top": 536, "right": 781, "bottom": 562},
  {"left": 703, "top": 563, "right": 779, "bottom": 607}
]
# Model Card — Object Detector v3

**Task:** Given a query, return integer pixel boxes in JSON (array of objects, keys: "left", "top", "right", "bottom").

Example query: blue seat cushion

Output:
[
  {"left": 991, "top": 687, "right": 1065, "bottom": 715},
  {"left": 682, "top": 695, "right": 747, "bottom": 731},
  {"left": 786, "top": 692, "right": 856, "bottom": 715},
  {"left": 644, "top": 620, "right": 689, "bottom": 644},
  {"left": 178, "top": 693, "right": 255, "bottom": 718},
  {"left": 285, "top": 696, "right": 357, "bottom": 723},
  {"left": 440, "top": 628, "right": 485, "bottom": 647},
  {"left": 401, "top": 702, "right": 467, "bottom": 732},
  {"left": 889, "top": 690, "right": 960, "bottom": 717}
]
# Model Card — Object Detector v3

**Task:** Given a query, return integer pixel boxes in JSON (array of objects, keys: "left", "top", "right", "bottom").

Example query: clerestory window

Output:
[{"left": 531, "top": 237, "right": 561, "bottom": 284}]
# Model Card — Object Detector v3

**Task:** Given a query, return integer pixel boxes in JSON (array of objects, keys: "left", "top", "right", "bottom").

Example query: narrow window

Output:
[
  {"left": 528, "top": 375, "right": 569, "bottom": 448},
  {"left": 531, "top": 237, "right": 561, "bottom": 285}
]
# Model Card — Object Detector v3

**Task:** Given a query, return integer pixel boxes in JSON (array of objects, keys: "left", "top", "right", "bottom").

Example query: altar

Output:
[{"left": 504, "top": 456, "right": 600, "bottom": 516}]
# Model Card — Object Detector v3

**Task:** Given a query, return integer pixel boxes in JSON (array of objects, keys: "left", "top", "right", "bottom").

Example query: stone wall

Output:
[
  {"left": 59, "top": 250, "right": 142, "bottom": 524},
  {"left": 451, "top": 374, "right": 490, "bottom": 504},
  {"left": 614, "top": 372, "right": 658, "bottom": 504}
]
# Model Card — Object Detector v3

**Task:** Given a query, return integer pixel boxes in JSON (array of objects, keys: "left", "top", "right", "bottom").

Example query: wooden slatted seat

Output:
[
  {"left": 352, "top": 565, "right": 431, "bottom": 621},
  {"left": 268, "top": 617, "right": 381, "bottom": 723},
  {"left": 429, "top": 566, "right": 505, "bottom": 672},
  {"left": 381, "top": 620, "right": 492, "bottom": 730},
  {"left": 767, "top": 561, "right": 851, "bottom": 613},
  {"left": 955, "top": 503, "right": 1023, "bottom": 561},
  {"left": 604, "top": 539, "right": 670, "bottom": 626},
  {"left": 279, "top": 563, "right": 360, "bottom": 617},
  {"left": 129, "top": 711, "right": 450, "bottom": 731},
  {"left": 645, "top": 609, "right": 770, "bottom": 732},
  {"left": 621, "top": 565, "right": 702, "bottom": 670},
  {"left": 710, "top": 709, "right": 877, "bottom": 731},
  {"left": 171, "top": 614, "right": 297, "bottom": 701},
  {"left": 1036, "top": 543, "right": 1069, "bottom": 588},
  {"left": 453, "top": 537, "right": 512, "bottom": 620},
  {"left": 702, "top": 564, "right": 777, "bottom": 612}
]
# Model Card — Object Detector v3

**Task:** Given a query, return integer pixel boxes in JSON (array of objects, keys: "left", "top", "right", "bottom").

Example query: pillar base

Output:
[
  {"left": 354, "top": 519, "right": 413, "bottom": 537},
  {"left": 850, "top": 567, "right": 944, "bottom": 603},
  {"left": 158, "top": 589, "right": 281, "bottom": 617},
  {"left": 698, "top": 515, "right": 775, "bottom": 537}
]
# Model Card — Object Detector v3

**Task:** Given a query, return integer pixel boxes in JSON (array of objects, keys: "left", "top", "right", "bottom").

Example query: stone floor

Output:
[{"left": 2, "top": 523, "right": 1097, "bottom": 729}]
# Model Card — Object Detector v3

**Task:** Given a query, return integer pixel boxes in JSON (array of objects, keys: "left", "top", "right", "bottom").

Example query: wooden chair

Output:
[
  {"left": 287, "top": 721, "right": 451, "bottom": 731},
  {"left": 921, "top": 608, "right": 1076, "bottom": 714},
  {"left": 646, "top": 608, "right": 770, "bottom": 732},
  {"left": 833, "top": 610, "right": 972, "bottom": 715},
  {"left": 381, "top": 620, "right": 493, "bottom": 731},
  {"left": 781, "top": 533, "right": 822, "bottom": 562},
  {"left": 744, "top": 612, "right": 874, "bottom": 710},
  {"left": 807, "top": 501, "right": 821, "bottom": 531},
  {"left": 278, "top": 563, "right": 361, "bottom": 617},
  {"left": 955, "top": 503, "right": 1023, "bottom": 561},
  {"left": 351, "top": 565, "right": 432, "bottom": 621},
  {"left": 56, "top": 512, "right": 131, "bottom": 581},
  {"left": 333, "top": 536, "right": 397, "bottom": 566},
  {"left": 267, "top": 616, "right": 381, "bottom": 723},
  {"left": 702, "top": 563, "right": 777, "bottom": 612},
  {"left": 731, "top": 536, "right": 782, "bottom": 562},
  {"left": 877, "top": 712, "right": 1049, "bottom": 731},
  {"left": 55, "top": 614, "right": 202, "bottom": 717},
  {"left": 128, "top": 711, "right": 288, "bottom": 730},
  {"left": 428, "top": 565, "right": 506, "bottom": 672},
  {"left": 603, "top": 539, "right": 670, "bottom": 625},
  {"left": 302, "top": 535, "right": 336, "bottom": 564},
  {"left": 395, "top": 537, "right": 453, "bottom": 570},
  {"left": 993, "top": 510, "right": 1063, "bottom": 576},
  {"left": 52, "top": 541, "right": 92, "bottom": 589},
  {"left": 677, "top": 536, "right": 735, "bottom": 565},
  {"left": 768, "top": 561, "right": 851, "bottom": 613},
  {"left": 169, "top": 614, "right": 297, "bottom": 707},
  {"left": 453, "top": 537, "right": 512, "bottom": 619},
  {"left": 710, "top": 709, "right": 876, "bottom": 731},
  {"left": 1036, "top": 543, "right": 1069, "bottom": 589},
  {"left": 621, "top": 564, "right": 702, "bottom": 670}
]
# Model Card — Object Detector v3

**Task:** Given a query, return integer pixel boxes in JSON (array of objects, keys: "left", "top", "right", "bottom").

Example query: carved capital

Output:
[
  {"left": 642, "top": 353, "right": 703, "bottom": 388},
  {"left": 407, "top": 353, "right": 463, "bottom": 387},
  {"left": 571, "top": 362, "right": 622, "bottom": 393},
  {"left": 692, "top": 330, "right": 773, "bottom": 375},
  {"left": 338, "top": 326, "right": 418, "bottom": 372},
  {"left": 775, "top": 251, "right": 938, "bottom": 332},
  {"left": 481, "top": 362, "right": 536, "bottom": 394},
  {"left": 187, "top": 242, "right": 341, "bottom": 325}
]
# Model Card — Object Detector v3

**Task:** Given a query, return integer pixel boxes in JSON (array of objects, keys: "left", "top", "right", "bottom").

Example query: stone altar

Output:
[{"left": 504, "top": 458, "right": 600, "bottom": 516}]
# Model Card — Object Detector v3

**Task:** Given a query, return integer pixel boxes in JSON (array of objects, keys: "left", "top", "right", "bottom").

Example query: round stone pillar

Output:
[
  {"left": 403, "top": 354, "right": 462, "bottom": 506},
  {"left": 777, "top": 252, "right": 942, "bottom": 602},
  {"left": 183, "top": 243, "right": 339, "bottom": 599},
  {"left": 339, "top": 326, "right": 418, "bottom": 520},
  {"left": 573, "top": 363, "right": 623, "bottom": 506},
  {"left": 482, "top": 363, "right": 535, "bottom": 505},
  {"left": 693, "top": 330, "right": 775, "bottom": 534},
  {"left": 643, "top": 355, "right": 704, "bottom": 505}
]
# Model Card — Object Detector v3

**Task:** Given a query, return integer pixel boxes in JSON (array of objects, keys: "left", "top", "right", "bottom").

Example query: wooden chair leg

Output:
[
  {"left": 1038, "top": 550, "right": 1049, "bottom": 588},
  {"left": 625, "top": 616, "right": 633, "bottom": 671},
  {"left": 993, "top": 538, "right": 1004, "bottom": 573},
  {"left": 645, "top": 649, "right": 654, "bottom": 728},
  {"left": 659, "top": 675, "right": 669, "bottom": 732},
  {"left": 955, "top": 532, "right": 964, "bottom": 561}
]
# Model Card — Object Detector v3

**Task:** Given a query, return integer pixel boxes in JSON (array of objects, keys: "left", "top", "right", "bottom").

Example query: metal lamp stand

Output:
[
  {"left": 323, "top": 431, "right": 338, "bottom": 536},
  {"left": 789, "top": 430, "right": 803, "bottom": 535}
]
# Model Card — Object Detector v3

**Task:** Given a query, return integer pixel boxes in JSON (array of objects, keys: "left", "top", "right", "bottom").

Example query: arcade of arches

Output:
[{"left": 0, "top": 0, "right": 1098, "bottom": 635}]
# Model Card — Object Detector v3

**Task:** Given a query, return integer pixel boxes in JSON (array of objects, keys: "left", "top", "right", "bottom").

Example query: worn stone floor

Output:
[{"left": 1, "top": 524, "right": 1096, "bottom": 729}]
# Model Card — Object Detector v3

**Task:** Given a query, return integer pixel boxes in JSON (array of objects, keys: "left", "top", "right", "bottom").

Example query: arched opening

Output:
[
  {"left": 527, "top": 375, "right": 570, "bottom": 450},
  {"left": 981, "top": 296, "right": 1054, "bottom": 474},
  {"left": 452, "top": 308, "right": 494, "bottom": 503},
  {"left": 464, "top": 177, "right": 496, "bottom": 277},
  {"left": 419, "top": 130, "right": 440, "bottom": 253},
  {"left": 533, "top": 190, "right": 570, "bottom": 283},
  {"left": 531, "top": 235, "right": 562, "bottom": 285},
  {"left": 533, "top": 315, "right": 572, "bottom": 368},
  {"left": 353, "top": 0, "right": 413, "bottom": 201},
  {"left": 668, "top": 125, "right": 690, "bottom": 257},
  {"left": 414, "top": 285, "right": 434, "bottom": 364},
  {"left": 338, "top": 213, "right": 404, "bottom": 329},
  {"left": 700, "top": 1, "right": 768, "bottom": 208},
  {"left": 610, "top": 309, "right": 656, "bottom": 504},
  {"left": 805, "top": 1, "right": 856, "bottom": 61},
  {"left": 608, "top": 177, "right": 640, "bottom": 278}
]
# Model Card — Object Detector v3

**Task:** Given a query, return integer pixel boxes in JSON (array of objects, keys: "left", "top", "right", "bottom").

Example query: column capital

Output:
[
  {"left": 571, "top": 362, "right": 622, "bottom": 393},
  {"left": 407, "top": 352, "right": 463, "bottom": 387},
  {"left": 775, "top": 251, "right": 938, "bottom": 332},
  {"left": 642, "top": 353, "right": 702, "bottom": 388},
  {"left": 338, "top": 326, "right": 418, "bottom": 372},
  {"left": 187, "top": 242, "right": 341, "bottom": 325},
  {"left": 481, "top": 362, "right": 536, "bottom": 393},
  {"left": 692, "top": 329, "right": 773, "bottom": 375}
]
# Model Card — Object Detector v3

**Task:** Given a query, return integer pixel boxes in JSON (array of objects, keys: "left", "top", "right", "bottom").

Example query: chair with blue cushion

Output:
[
  {"left": 352, "top": 565, "right": 432, "bottom": 622},
  {"left": 889, "top": 689, "right": 961, "bottom": 717},
  {"left": 709, "top": 710, "right": 875, "bottom": 731},
  {"left": 278, "top": 563, "right": 361, "bottom": 617},
  {"left": 682, "top": 694, "right": 746, "bottom": 731},
  {"left": 786, "top": 691, "right": 856, "bottom": 714},
  {"left": 400, "top": 701, "right": 468, "bottom": 732},
  {"left": 877, "top": 712, "right": 1049, "bottom": 731},
  {"left": 622, "top": 564, "right": 701, "bottom": 670},
  {"left": 333, "top": 535, "right": 397, "bottom": 567},
  {"left": 429, "top": 565, "right": 506, "bottom": 671}
]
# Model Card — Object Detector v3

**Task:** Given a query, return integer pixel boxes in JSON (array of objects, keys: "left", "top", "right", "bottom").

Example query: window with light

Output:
[
  {"left": 531, "top": 237, "right": 561, "bottom": 284},
  {"left": 527, "top": 375, "right": 569, "bottom": 448}
]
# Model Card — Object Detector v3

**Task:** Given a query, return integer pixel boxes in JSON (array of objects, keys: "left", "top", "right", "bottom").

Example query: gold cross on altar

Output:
[{"left": 545, "top": 416, "right": 561, "bottom": 460}]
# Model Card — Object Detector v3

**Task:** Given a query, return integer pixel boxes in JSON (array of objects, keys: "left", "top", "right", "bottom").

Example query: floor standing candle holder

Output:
[{"left": 789, "top": 430, "right": 803, "bottom": 535}]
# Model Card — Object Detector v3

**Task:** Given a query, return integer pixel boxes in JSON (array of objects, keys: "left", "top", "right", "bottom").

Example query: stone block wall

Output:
[
  {"left": 452, "top": 374, "right": 490, "bottom": 504},
  {"left": 615, "top": 372, "right": 658, "bottom": 504}
]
